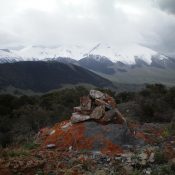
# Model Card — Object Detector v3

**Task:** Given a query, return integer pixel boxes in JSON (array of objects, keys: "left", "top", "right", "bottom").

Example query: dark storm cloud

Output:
[{"left": 156, "top": 0, "right": 175, "bottom": 15}]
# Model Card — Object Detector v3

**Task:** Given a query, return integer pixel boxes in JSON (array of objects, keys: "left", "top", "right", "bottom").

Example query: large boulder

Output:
[
  {"left": 43, "top": 120, "right": 140, "bottom": 155},
  {"left": 40, "top": 89, "right": 135, "bottom": 155}
]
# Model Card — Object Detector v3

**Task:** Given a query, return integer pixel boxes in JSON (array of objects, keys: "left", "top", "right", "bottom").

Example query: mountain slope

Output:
[
  {"left": 86, "top": 43, "right": 158, "bottom": 64},
  {"left": 0, "top": 49, "right": 22, "bottom": 63},
  {"left": 0, "top": 62, "right": 114, "bottom": 92},
  {"left": 96, "top": 61, "right": 175, "bottom": 86},
  {"left": 45, "top": 57, "right": 78, "bottom": 65},
  {"left": 79, "top": 55, "right": 115, "bottom": 75}
]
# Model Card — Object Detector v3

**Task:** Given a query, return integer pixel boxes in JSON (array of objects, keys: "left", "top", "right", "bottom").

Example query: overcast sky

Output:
[{"left": 0, "top": 0, "right": 175, "bottom": 56}]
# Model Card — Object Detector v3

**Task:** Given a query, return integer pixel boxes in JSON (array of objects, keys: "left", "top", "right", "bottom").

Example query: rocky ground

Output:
[
  {"left": 0, "top": 90, "right": 175, "bottom": 175},
  {"left": 0, "top": 121, "right": 175, "bottom": 175}
]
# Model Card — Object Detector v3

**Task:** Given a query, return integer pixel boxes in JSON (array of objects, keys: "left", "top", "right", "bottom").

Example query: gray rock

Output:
[
  {"left": 83, "top": 121, "right": 141, "bottom": 150},
  {"left": 89, "top": 90, "right": 105, "bottom": 99},
  {"left": 90, "top": 106, "right": 105, "bottom": 120}
]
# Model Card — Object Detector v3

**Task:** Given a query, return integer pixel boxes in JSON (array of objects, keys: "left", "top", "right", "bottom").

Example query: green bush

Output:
[
  {"left": 116, "top": 92, "right": 135, "bottom": 103},
  {"left": 0, "top": 86, "right": 89, "bottom": 146},
  {"left": 1, "top": 149, "right": 29, "bottom": 158},
  {"left": 23, "top": 142, "right": 40, "bottom": 150},
  {"left": 154, "top": 151, "right": 167, "bottom": 164},
  {"left": 152, "top": 165, "right": 175, "bottom": 175}
]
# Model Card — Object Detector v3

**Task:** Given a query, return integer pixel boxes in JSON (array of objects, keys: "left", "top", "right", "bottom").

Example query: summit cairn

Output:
[
  {"left": 71, "top": 90, "right": 126, "bottom": 124},
  {"left": 41, "top": 89, "right": 145, "bottom": 156}
]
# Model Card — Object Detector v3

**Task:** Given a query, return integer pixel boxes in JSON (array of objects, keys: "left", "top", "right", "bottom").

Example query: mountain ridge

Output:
[
  {"left": 1, "top": 44, "right": 175, "bottom": 86},
  {"left": 0, "top": 43, "right": 170, "bottom": 65}
]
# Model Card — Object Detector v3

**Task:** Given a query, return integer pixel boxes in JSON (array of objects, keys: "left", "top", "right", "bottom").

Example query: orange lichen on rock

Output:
[
  {"left": 147, "top": 127, "right": 164, "bottom": 138},
  {"left": 133, "top": 124, "right": 165, "bottom": 144},
  {"left": 134, "top": 131, "right": 152, "bottom": 143},
  {"left": 43, "top": 120, "right": 125, "bottom": 155},
  {"left": 44, "top": 120, "right": 94, "bottom": 151},
  {"left": 164, "top": 143, "right": 175, "bottom": 160},
  {"left": 101, "top": 140, "right": 123, "bottom": 155}
]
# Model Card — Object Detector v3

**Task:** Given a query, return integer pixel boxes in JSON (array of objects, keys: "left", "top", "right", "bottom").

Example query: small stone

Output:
[
  {"left": 148, "top": 152, "right": 155, "bottom": 163},
  {"left": 89, "top": 90, "right": 105, "bottom": 99},
  {"left": 144, "top": 168, "right": 152, "bottom": 175},
  {"left": 49, "top": 130, "right": 55, "bottom": 135},
  {"left": 139, "top": 152, "right": 148, "bottom": 160},
  {"left": 170, "top": 158, "right": 175, "bottom": 165},
  {"left": 80, "top": 96, "right": 92, "bottom": 111},
  {"left": 74, "top": 106, "right": 81, "bottom": 112},
  {"left": 123, "top": 165, "right": 133, "bottom": 174},
  {"left": 94, "top": 169, "right": 107, "bottom": 175},
  {"left": 47, "top": 144, "right": 56, "bottom": 148},
  {"left": 106, "top": 157, "right": 111, "bottom": 162},
  {"left": 61, "top": 122, "right": 72, "bottom": 130},
  {"left": 127, "top": 157, "right": 132, "bottom": 163},
  {"left": 71, "top": 113, "right": 90, "bottom": 123},
  {"left": 69, "top": 146, "right": 72, "bottom": 151},
  {"left": 115, "top": 156, "right": 122, "bottom": 161},
  {"left": 90, "top": 106, "right": 105, "bottom": 120},
  {"left": 140, "top": 159, "right": 147, "bottom": 165}
]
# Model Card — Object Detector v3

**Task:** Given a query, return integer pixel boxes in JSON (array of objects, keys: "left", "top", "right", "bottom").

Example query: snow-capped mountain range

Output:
[
  {"left": 1, "top": 43, "right": 175, "bottom": 86},
  {"left": 0, "top": 43, "right": 168, "bottom": 64}
]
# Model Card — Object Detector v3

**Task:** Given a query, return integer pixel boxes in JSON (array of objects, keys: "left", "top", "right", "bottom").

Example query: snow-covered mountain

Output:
[
  {"left": 0, "top": 43, "right": 169, "bottom": 64},
  {"left": 0, "top": 49, "right": 22, "bottom": 63},
  {"left": 12, "top": 45, "right": 89, "bottom": 61},
  {"left": 0, "top": 44, "right": 175, "bottom": 86},
  {"left": 79, "top": 55, "right": 115, "bottom": 75}
]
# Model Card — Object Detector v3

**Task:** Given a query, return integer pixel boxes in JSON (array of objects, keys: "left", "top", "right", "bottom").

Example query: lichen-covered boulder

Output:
[{"left": 43, "top": 120, "right": 140, "bottom": 155}]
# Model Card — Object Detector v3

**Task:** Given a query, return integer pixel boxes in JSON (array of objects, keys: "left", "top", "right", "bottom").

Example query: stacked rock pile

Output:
[{"left": 71, "top": 90, "right": 126, "bottom": 124}]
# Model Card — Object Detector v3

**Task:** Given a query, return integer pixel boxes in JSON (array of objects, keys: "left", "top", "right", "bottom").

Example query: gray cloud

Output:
[
  {"left": 0, "top": 0, "right": 175, "bottom": 56},
  {"left": 155, "top": 0, "right": 175, "bottom": 15}
]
